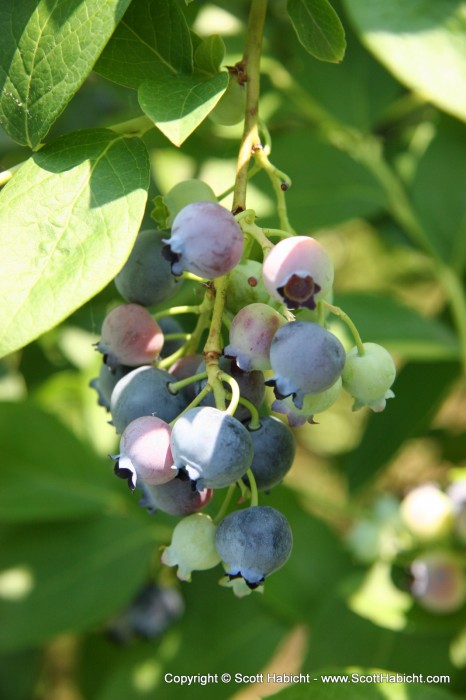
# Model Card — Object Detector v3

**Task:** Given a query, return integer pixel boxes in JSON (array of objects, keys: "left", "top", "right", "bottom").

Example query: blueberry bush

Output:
[{"left": 1, "top": 1, "right": 466, "bottom": 698}]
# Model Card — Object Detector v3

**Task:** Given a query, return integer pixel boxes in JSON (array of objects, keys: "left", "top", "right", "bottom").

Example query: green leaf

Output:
[
  {"left": 411, "top": 116, "right": 466, "bottom": 269},
  {"left": 0, "top": 0, "right": 132, "bottom": 148},
  {"left": 0, "top": 401, "right": 123, "bottom": 522},
  {"left": 138, "top": 71, "right": 228, "bottom": 146},
  {"left": 342, "top": 0, "right": 466, "bottom": 122},
  {"left": 0, "top": 128, "right": 149, "bottom": 358},
  {"left": 287, "top": 0, "right": 346, "bottom": 63},
  {"left": 94, "top": 0, "right": 193, "bottom": 89},
  {"left": 194, "top": 35, "right": 226, "bottom": 75},
  {"left": 333, "top": 292, "right": 460, "bottom": 361},
  {"left": 343, "top": 360, "right": 461, "bottom": 491},
  {"left": 0, "top": 515, "right": 155, "bottom": 652}
]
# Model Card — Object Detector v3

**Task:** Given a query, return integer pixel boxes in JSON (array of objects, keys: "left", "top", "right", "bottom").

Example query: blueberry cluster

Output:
[
  {"left": 347, "top": 481, "right": 466, "bottom": 614},
  {"left": 90, "top": 179, "right": 396, "bottom": 596}
]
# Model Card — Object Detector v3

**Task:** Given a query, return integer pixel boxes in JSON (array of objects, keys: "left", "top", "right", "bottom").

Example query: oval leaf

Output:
[
  {"left": 0, "top": 401, "right": 123, "bottom": 522},
  {"left": 139, "top": 71, "right": 228, "bottom": 146},
  {"left": 0, "top": 129, "right": 149, "bottom": 358},
  {"left": 287, "top": 0, "right": 346, "bottom": 63},
  {"left": 95, "top": 0, "right": 193, "bottom": 89},
  {"left": 0, "top": 0, "right": 132, "bottom": 148},
  {"left": 0, "top": 515, "right": 155, "bottom": 652},
  {"left": 343, "top": 0, "right": 466, "bottom": 122}
]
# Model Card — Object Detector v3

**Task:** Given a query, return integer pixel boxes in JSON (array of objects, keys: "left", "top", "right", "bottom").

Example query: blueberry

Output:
[
  {"left": 114, "top": 230, "right": 178, "bottom": 307},
  {"left": 139, "top": 473, "right": 213, "bottom": 516},
  {"left": 112, "top": 415, "right": 175, "bottom": 491},
  {"left": 224, "top": 303, "right": 286, "bottom": 372},
  {"left": 215, "top": 506, "right": 293, "bottom": 587},
  {"left": 97, "top": 303, "right": 164, "bottom": 369},
  {"left": 161, "top": 513, "right": 221, "bottom": 581},
  {"left": 170, "top": 406, "right": 253, "bottom": 490},
  {"left": 342, "top": 342, "right": 396, "bottom": 412},
  {"left": 163, "top": 179, "right": 217, "bottom": 227},
  {"left": 262, "top": 236, "right": 334, "bottom": 310},
  {"left": 89, "top": 363, "right": 132, "bottom": 411},
  {"left": 163, "top": 201, "right": 244, "bottom": 279},
  {"left": 410, "top": 552, "right": 466, "bottom": 614},
  {"left": 243, "top": 416, "right": 296, "bottom": 491},
  {"left": 272, "top": 377, "right": 342, "bottom": 427},
  {"left": 266, "top": 321, "right": 346, "bottom": 407},
  {"left": 110, "top": 365, "right": 187, "bottom": 433}
]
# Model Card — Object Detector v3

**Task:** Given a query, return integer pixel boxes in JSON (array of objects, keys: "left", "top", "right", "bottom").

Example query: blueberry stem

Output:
[
  {"left": 168, "top": 371, "right": 208, "bottom": 394},
  {"left": 253, "top": 146, "right": 295, "bottom": 234},
  {"left": 322, "top": 301, "right": 365, "bottom": 356},
  {"left": 219, "top": 372, "right": 241, "bottom": 415},
  {"left": 225, "top": 391, "right": 261, "bottom": 429},
  {"left": 246, "top": 469, "right": 259, "bottom": 507},
  {"left": 213, "top": 483, "right": 237, "bottom": 525},
  {"left": 216, "top": 163, "right": 261, "bottom": 203},
  {"left": 168, "top": 384, "right": 212, "bottom": 427},
  {"left": 231, "top": 0, "right": 267, "bottom": 213},
  {"left": 153, "top": 305, "right": 201, "bottom": 319}
]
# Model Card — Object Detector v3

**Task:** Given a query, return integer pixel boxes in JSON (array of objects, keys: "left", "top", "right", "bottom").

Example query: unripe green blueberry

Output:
[
  {"left": 400, "top": 484, "right": 454, "bottom": 541},
  {"left": 272, "top": 377, "right": 342, "bottom": 427},
  {"left": 225, "top": 260, "right": 273, "bottom": 315},
  {"left": 342, "top": 342, "right": 396, "bottom": 412},
  {"left": 163, "top": 179, "right": 217, "bottom": 227},
  {"left": 161, "top": 513, "right": 221, "bottom": 581},
  {"left": 209, "top": 76, "right": 246, "bottom": 126}
]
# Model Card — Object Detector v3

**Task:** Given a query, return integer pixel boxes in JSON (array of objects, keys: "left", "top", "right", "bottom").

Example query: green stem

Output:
[
  {"left": 323, "top": 301, "right": 365, "bottom": 355},
  {"left": 168, "top": 371, "right": 207, "bottom": 394},
  {"left": 225, "top": 392, "right": 261, "bottom": 429},
  {"left": 168, "top": 384, "right": 212, "bottom": 427},
  {"left": 219, "top": 372, "right": 241, "bottom": 416},
  {"left": 154, "top": 305, "right": 200, "bottom": 320},
  {"left": 231, "top": 0, "right": 268, "bottom": 213},
  {"left": 216, "top": 163, "right": 261, "bottom": 202},
  {"left": 203, "top": 277, "right": 229, "bottom": 410},
  {"left": 246, "top": 469, "right": 259, "bottom": 507}
]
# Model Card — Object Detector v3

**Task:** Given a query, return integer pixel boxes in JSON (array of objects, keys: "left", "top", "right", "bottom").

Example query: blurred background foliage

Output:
[{"left": 1, "top": 1, "right": 466, "bottom": 698}]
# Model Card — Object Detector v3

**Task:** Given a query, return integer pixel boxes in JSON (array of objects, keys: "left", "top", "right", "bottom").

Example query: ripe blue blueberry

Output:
[
  {"left": 244, "top": 417, "right": 296, "bottom": 491},
  {"left": 110, "top": 366, "right": 187, "bottom": 433},
  {"left": 114, "top": 230, "right": 178, "bottom": 307},
  {"left": 215, "top": 506, "right": 293, "bottom": 587},
  {"left": 170, "top": 406, "right": 253, "bottom": 490},
  {"left": 266, "top": 321, "right": 345, "bottom": 407}
]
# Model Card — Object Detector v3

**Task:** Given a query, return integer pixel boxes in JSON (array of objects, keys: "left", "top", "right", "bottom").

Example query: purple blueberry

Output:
[
  {"left": 163, "top": 201, "right": 244, "bottom": 278},
  {"left": 97, "top": 303, "right": 164, "bottom": 369},
  {"left": 262, "top": 236, "right": 334, "bottom": 310},
  {"left": 224, "top": 303, "right": 286, "bottom": 372}
]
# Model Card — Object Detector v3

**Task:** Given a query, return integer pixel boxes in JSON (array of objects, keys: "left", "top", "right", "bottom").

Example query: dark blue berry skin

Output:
[
  {"left": 215, "top": 506, "right": 293, "bottom": 587},
  {"left": 110, "top": 366, "right": 187, "bottom": 433},
  {"left": 244, "top": 417, "right": 296, "bottom": 491},
  {"left": 170, "top": 406, "right": 253, "bottom": 490},
  {"left": 89, "top": 363, "right": 132, "bottom": 411},
  {"left": 114, "top": 229, "right": 178, "bottom": 307},
  {"left": 267, "top": 321, "right": 345, "bottom": 408},
  {"left": 158, "top": 316, "right": 185, "bottom": 358},
  {"left": 139, "top": 474, "right": 213, "bottom": 516}
]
